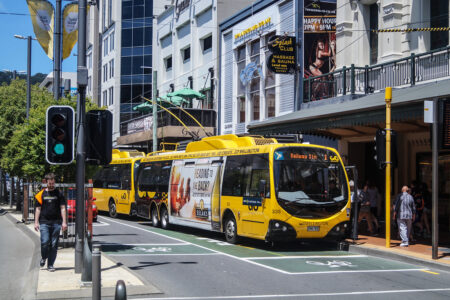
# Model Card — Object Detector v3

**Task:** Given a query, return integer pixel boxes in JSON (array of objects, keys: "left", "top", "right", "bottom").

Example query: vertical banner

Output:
[
  {"left": 27, "top": 0, "right": 54, "bottom": 60},
  {"left": 62, "top": 2, "right": 79, "bottom": 60}
]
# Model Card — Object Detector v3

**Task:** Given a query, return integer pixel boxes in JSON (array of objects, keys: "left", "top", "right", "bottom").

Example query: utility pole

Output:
[
  {"left": 54, "top": 0, "right": 62, "bottom": 99},
  {"left": 75, "top": 0, "right": 88, "bottom": 275},
  {"left": 432, "top": 99, "right": 439, "bottom": 259}
]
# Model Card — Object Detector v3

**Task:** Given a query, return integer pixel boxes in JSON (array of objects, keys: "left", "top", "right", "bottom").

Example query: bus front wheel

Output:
[
  {"left": 224, "top": 216, "right": 238, "bottom": 244},
  {"left": 151, "top": 206, "right": 159, "bottom": 227},
  {"left": 109, "top": 200, "right": 117, "bottom": 218},
  {"left": 160, "top": 207, "right": 169, "bottom": 229}
]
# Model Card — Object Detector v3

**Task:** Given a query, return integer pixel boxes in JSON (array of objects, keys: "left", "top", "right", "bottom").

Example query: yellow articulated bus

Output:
[
  {"left": 93, "top": 149, "right": 145, "bottom": 218},
  {"left": 135, "top": 134, "right": 351, "bottom": 243}
]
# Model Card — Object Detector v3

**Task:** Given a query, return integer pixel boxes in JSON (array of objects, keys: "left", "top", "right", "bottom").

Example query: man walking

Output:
[
  {"left": 394, "top": 185, "right": 416, "bottom": 247},
  {"left": 34, "top": 173, "right": 67, "bottom": 271}
]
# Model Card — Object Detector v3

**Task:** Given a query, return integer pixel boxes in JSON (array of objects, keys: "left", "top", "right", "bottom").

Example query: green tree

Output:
[{"left": 0, "top": 79, "right": 102, "bottom": 182}]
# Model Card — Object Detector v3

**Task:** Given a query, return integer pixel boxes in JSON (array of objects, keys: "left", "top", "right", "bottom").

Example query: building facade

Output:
[
  {"left": 87, "top": 0, "right": 163, "bottom": 145},
  {"left": 242, "top": 0, "right": 450, "bottom": 240}
]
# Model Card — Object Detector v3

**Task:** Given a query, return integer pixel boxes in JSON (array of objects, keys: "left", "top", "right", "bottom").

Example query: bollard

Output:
[
  {"left": 115, "top": 280, "right": 127, "bottom": 300},
  {"left": 92, "top": 244, "right": 101, "bottom": 300},
  {"left": 81, "top": 234, "right": 92, "bottom": 283}
]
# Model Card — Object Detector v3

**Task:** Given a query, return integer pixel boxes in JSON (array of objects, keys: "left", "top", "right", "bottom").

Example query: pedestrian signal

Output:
[
  {"left": 46, "top": 106, "right": 75, "bottom": 165},
  {"left": 86, "top": 110, "right": 112, "bottom": 165},
  {"left": 373, "top": 129, "right": 398, "bottom": 169}
]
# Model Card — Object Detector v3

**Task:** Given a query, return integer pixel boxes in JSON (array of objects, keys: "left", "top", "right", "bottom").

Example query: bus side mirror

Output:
[{"left": 259, "top": 180, "right": 266, "bottom": 197}]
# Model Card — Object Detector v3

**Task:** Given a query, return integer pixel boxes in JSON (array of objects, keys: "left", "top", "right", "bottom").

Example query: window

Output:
[
  {"left": 238, "top": 96, "right": 245, "bottom": 123},
  {"left": 431, "top": 1, "right": 449, "bottom": 50},
  {"left": 265, "top": 87, "right": 275, "bottom": 118},
  {"left": 237, "top": 45, "right": 246, "bottom": 96},
  {"left": 133, "top": 27, "right": 144, "bottom": 47},
  {"left": 250, "top": 39, "right": 260, "bottom": 121},
  {"left": 222, "top": 154, "right": 270, "bottom": 197},
  {"left": 103, "top": 64, "right": 108, "bottom": 82},
  {"left": 202, "top": 35, "right": 212, "bottom": 53},
  {"left": 138, "top": 161, "right": 173, "bottom": 193},
  {"left": 369, "top": 4, "right": 378, "bottom": 65},
  {"left": 88, "top": 53, "right": 92, "bottom": 68},
  {"left": 102, "top": 0, "right": 106, "bottom": 30},
  {"left": 100, "top": 164, "right": 131, "bottom": 190},
  {"left": 103, "top": 37, "right": 108, "bottom": 56},
  {"left": 102, "top": 90, "right": 107, "bottom": 107},
  {"left": 165, "top": 56, "right": 172, "bottom": 71},
  {"left": 109, "top": 59, "right": 114, "bottom": 78},
  {"left": 88, "top": 76, "right": 91, "bottom": 92},
  {"left": 108, "top": 0, "right": 112, "bottom": 25},
  {"left": 122, "top": 0, "right": 132, "bottom": 20},
  {"left": 182, "top": 46, "right": 190, "bottom": 63},
  {"left": 109, "top": 87, "right": 114, "bottom": 105},
  {"left": 110, "top": 31, "right": 115, "bottom": 51}
]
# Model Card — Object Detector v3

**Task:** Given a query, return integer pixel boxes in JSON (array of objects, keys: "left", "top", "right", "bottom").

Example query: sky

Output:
[{"left": 0, "top": 0, "right": 77, "bottom": 76}]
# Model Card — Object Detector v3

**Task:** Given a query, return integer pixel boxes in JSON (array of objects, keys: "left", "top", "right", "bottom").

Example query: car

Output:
[{"left": 66, "top": 188, "right": 98, "bottom": 222}]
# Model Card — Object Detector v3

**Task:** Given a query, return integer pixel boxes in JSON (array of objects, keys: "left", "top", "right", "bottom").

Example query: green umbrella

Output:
[
  {"left": 159, "top": 94, "right": 190, "bottom": 106},
  {"left": 167, "top": 87, "right": 206, "bottom": 99},
  {"left": 133, "top": 101, "right": 152, "bottom": 113}
]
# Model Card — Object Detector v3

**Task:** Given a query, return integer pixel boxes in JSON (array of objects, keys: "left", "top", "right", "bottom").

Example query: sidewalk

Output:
[
  {"left": 0, "top": 204, "right": 161, "bottom": 300},
  {"left": 347, "top": 231, "right": 450, "bottom": 273}
]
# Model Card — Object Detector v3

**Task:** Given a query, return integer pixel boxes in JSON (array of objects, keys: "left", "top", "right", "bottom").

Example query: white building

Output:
[
  {"left": 39, "top": 71, "right": 77, "bottom": 96},
  {"left": 154, "top": 0, "right": 255, "bottom": 111},
  {"left": 219, "top": 0, "right": 296, "bottom": 135}
]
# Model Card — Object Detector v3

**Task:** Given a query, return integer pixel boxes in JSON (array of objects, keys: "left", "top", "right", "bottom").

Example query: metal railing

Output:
[
  {"left": 303, "top": 45, "right": 450, "bottom": 102},
  {"left": 120, "top": 108, "right": 217, "bottom": 136}
]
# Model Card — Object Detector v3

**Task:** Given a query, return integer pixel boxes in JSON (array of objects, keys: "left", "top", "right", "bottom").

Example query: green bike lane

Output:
[{"left": 100, "top": 218, "right": 427, "bottom": 275}]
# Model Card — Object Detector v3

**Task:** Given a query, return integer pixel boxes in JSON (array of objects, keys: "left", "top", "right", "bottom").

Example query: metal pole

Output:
[
  {"left": 432, "top": 99, "right": 439, "bottom": 259},
  {"left": 152, "top": 70, "right": 158, "bottom": 151},
  {"left": 53, "top": 0, "right": 62, "bottom": 99},
  {"left": 26, "top": 36, "right": 31, "bottom": 120},
  {"left": 92, "top": 245, "right": 101, "bottom": 300},
  {"left": 9, "top": 177, "right": 14, "bottom": 208},
  {"left": 295, "top": 0, "right": 304, "bottom": 110},
  {"left": 75, "top": 0, "right": 88, "bottom": 273},
  {"left": 385, "top": 87, "right": 392, "bottom": 248}
]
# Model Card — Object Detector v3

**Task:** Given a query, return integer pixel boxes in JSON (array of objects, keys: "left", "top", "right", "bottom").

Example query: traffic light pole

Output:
[
  {"left": 385, "top": 87, "right": 392, "bottom": 248},
  {"left": 75, "top": 0, "right": 88, "bottom": 274},
  {"left": 54, "top": 0, "right": 62, "bottom": 99}
]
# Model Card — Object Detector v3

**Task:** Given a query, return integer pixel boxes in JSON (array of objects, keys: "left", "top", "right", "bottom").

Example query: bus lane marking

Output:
[{"left": 101, "top": 217, "right": 429, "bottom": 275}]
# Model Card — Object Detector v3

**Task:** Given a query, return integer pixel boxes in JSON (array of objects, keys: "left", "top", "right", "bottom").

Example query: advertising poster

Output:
[{"left": 169, "top": 159, "right": 220, "bottom": 229}]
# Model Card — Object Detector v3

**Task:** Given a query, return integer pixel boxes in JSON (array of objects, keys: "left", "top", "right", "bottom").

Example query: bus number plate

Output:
[{"left": 307, "top": 226, "right": 320, "bottom": 232}]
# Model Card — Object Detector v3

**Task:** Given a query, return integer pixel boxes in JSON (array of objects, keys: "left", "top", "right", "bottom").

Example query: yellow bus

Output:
[
  {"left": 135, "top": 134, "right": 350, "bottom": 243},
  {"left": 93, "top": 149, "right": 145, "bottom": 217}
]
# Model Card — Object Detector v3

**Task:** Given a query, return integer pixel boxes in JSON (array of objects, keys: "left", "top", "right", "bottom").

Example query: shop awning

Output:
[
  {"left": 167, "top": 87, "right": 206, "bottom": 99},
  {"left": 248, "top": 78, "right": 450, "bottom": 135}
]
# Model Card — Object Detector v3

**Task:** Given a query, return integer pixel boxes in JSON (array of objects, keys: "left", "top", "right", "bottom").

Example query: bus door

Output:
[{"left": 222, "top": 154, "right": 270, "bottom": 238}]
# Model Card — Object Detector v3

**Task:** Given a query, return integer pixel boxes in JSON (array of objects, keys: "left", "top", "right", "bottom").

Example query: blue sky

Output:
[{"left": 0, "top": 0, "right": 77, "bottom": 75}]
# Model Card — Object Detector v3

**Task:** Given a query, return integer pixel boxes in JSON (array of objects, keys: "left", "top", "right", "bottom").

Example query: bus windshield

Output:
[{"left": 273, "top": 147, "right": 348, "bottom": 219}]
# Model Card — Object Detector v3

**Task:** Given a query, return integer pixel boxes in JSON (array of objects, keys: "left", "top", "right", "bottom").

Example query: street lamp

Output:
[
  {"left": 14, "top": 35, "right": 37, "bottom": 120},
  {"left": 141, "top": 66, "right": 157, "bottom": 152}
]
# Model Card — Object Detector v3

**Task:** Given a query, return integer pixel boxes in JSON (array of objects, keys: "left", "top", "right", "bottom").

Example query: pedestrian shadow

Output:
[
  {"left": 129, "top": 261, "right": 198, "bottom": 270},
  {"left": 101, "top": 262, "right": 123, "bottom": 272}
]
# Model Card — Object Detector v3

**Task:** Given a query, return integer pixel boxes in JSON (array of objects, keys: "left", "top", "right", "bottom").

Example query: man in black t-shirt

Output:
[{"left": 34, "top": 173, "right": 67, "bottom": 272}]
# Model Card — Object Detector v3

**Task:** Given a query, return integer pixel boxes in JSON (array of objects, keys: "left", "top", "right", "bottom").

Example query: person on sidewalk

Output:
[
  {"left": 34, "top": 173, "right": 67, "bottom": 272},
  {"left": 394, "top": 185, "right": 416, "bottom": 247}
]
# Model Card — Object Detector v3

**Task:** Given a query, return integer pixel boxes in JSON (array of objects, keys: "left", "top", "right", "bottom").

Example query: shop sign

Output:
[
  {"left": 127, "top": 116, "right": 153, "bottom": 134},
  {"left": 234, "top": 17, "right": 272, "bottom": 42},
  {"left": 267, "top": 35, "right": 296, "bottom": 74}
]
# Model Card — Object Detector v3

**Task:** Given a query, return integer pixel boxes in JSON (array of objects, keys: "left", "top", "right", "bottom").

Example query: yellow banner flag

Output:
[
  {"left": 27, "top": 0, "right": 54, "bottom": 60},
  {"left": 62, "top": 2, "right": 78, "bottom": 60}
]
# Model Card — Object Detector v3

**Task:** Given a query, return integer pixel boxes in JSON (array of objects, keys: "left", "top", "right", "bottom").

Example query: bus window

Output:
[
  {"left": 222, "top": 154, "right": 270, "bottom": 197},
  {"left": 120, "top": 164, "right": 132, "bottom": 190},
  {"left": 138, "top": 161, "right": 172, "bottom": 193},
  {"left": 93, "top": 168, "right": 104, "bottom": 188}
]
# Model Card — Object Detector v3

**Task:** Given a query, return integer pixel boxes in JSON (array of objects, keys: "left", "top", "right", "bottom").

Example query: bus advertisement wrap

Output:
[{"left": 169, "top": 158, "right": 220, "bottom": 228}]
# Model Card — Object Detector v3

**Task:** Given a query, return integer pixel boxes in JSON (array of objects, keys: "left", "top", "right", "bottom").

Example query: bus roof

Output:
[{"left": 111, "top": 149, "right": 145, "bottom": 160}]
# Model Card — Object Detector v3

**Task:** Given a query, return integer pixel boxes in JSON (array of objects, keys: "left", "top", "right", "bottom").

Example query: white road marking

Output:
[
  {"left": 108, "top": 253, "right": 221, "bottom": 257},
  {"left": 98, "top": 216, "right": 429, "bottom": 275},
  {"left": 134, "top": 288, "right": 450, "bottom": 299},
  {"left": 247, "top": 255, "right": 367, "bottom": 260}
]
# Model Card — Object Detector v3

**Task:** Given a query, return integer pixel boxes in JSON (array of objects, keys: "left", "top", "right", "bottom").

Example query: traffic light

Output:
[
  {"left": 86, "top": 110, "right": 112, "bottom": 165},
  {"left": 46, "top": 105, "right": 75, "bottom": 165},
  {"left": 374, "top": 129, "right": 398, "bottom": 169}
]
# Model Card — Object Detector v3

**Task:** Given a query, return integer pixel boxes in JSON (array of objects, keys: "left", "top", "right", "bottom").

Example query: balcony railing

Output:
[
  {"left": 303, "top": 45, "right": 450, "bottom": 102},
  {"left": 120, "top": 107, "right": 216, "bottom": 136}
]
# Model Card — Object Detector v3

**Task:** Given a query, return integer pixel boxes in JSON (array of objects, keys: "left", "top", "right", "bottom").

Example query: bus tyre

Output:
[
  {"left": 224, "top": 216, "right": 238, "bottom": 244},
  {"left": 160, "top": 207, "right": 169, "bottom": 229},
  {"left": 151, "top": 206, "right": 159, "bottom": 227},
  {"left": 109, "top": 200, "right": 117, "bottom": 218}
]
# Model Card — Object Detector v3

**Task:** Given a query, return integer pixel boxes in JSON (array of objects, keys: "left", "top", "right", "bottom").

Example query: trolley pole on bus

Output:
[{"left": 385, "top": 87, "right": 392, "bottom": 248}]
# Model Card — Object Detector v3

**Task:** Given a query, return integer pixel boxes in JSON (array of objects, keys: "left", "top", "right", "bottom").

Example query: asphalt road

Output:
[{"left": 93, "top": 214, "right": 450, "bottom": 300}]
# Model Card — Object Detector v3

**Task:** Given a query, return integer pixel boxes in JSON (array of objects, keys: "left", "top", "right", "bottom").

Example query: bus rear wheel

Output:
[
  {"left": 109, "top": 200, "right": 117, "bottom": 218},
  {"left": 160, "top": 207, "right": 169, "bottom": 229},
  {"left": 151, "top": 206, "right": 159, "bottom": 227},
  {"left": 224, "top": 216, "right": 238, "bottom": 244}
]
